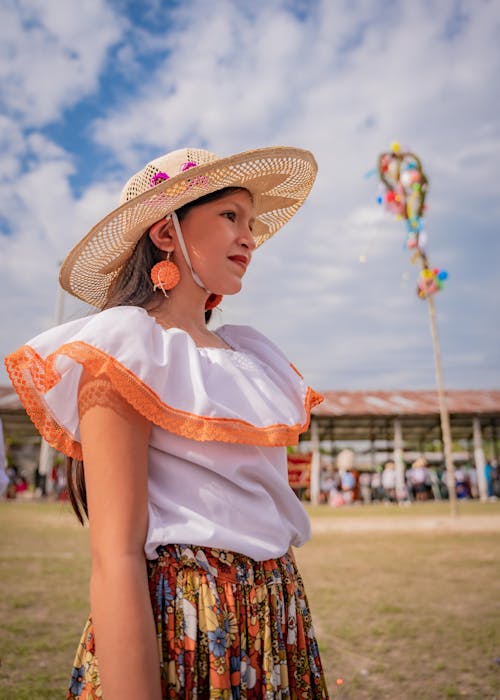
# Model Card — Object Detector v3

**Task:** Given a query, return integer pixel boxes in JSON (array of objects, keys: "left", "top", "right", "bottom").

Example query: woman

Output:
[{"left": 5, "top": 146, "right": 329, "bottom": 699}]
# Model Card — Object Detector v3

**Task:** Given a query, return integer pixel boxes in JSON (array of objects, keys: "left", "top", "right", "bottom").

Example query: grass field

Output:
[{"left": 1, "top": 500, "right": 499, "bottom": 699}]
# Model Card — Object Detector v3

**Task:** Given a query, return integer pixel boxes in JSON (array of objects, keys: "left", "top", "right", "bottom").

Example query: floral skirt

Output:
[{"left": 67, "top": 544, "right": 329, "bottom": 699}]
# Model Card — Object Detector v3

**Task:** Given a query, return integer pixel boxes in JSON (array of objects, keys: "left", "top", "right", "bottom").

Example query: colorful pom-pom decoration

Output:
[
  {"left": 371, "top": 142, "right": 449, "bottom": 299},
  {"left": 407, "top": 233, "right": 419, "bottom": 249},
  {"left": 416, "top": 267, "right": 447, "bottom": 299}
]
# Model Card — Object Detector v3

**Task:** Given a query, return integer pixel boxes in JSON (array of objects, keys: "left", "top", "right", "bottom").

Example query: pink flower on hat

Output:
[
  {"left": 181, "top": 161, "right": 197, "bottom": 172},
  {"left": 150, "top": 172, "right": 170, "bottom": 187}
]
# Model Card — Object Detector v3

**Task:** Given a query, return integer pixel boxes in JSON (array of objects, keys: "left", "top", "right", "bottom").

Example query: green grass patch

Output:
[{"left": 1, "top": 500, "right": 500, "bottom": 699}]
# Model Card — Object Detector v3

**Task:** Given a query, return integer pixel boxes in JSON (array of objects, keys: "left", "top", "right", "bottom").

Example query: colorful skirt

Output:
[{"left": 67, "top": 544, "right": 329, "bottom": 699}]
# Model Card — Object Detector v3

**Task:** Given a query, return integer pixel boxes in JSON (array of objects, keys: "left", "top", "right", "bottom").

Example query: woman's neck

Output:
[{"left": 145, "top": 296, "right": 229, "bottom": 349}]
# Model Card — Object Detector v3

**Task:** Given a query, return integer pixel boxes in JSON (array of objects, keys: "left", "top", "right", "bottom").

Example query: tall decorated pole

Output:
[{"left": 375, "top": 142, "right": 457, "bottom": 517}]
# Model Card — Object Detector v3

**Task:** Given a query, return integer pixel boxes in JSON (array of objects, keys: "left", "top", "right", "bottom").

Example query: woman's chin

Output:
[{"left": 211, "top": 281, "right": 243, "bottom": 296}]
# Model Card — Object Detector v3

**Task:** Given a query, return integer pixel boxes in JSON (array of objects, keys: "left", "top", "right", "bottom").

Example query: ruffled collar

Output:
[{"left": 5, "top": 306, "right": 323, "bottom": 459}]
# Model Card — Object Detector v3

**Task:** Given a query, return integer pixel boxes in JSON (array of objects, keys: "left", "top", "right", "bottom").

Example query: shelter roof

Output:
[
  {"left": 309, "top": 390, "right": 500, "bottom": 444},
  {"left": 314, "top": 390, "right": 500, "bottom": 418}
]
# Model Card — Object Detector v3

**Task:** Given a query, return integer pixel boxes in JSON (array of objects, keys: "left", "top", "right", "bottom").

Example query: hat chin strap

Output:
[{"left": 168, "top": 212, "right": 208, "bottom": 292}]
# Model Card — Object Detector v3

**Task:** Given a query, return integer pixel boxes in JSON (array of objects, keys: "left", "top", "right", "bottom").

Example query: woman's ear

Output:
[{"left": 149, "top": 217, "right": 175, "bottom": 252}]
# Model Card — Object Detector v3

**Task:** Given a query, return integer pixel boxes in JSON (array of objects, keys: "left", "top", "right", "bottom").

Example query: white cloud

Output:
[
  {"left": 1, "top": 0, "right": 499, "bottom": 392},
  {"left": 0, "top": 0, "right": 125, "bottom": 126}
]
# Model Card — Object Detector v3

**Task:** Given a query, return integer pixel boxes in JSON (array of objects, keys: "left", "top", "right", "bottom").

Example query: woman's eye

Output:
[{"left": 222, "top": 211, "right": 236, "bottom": 221}]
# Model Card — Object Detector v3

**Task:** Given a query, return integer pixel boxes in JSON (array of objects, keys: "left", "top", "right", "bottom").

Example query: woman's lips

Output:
[{"left": 228, "top": 255, "right": 248, "bottom": 269}]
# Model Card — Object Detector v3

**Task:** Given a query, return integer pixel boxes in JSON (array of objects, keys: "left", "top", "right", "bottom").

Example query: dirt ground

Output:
[{"left": 310, "top": 513, "right": 500, "bottom": 533}]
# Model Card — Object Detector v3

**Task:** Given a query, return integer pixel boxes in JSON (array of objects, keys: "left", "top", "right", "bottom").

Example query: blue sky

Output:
[{"left": 1, "top": 0, "right": 499, "bottom": 391}]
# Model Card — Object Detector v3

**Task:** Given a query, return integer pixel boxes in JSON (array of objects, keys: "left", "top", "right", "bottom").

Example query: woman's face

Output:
[{"left": 179, "top": 189, "right": 256, "bottom": 295}]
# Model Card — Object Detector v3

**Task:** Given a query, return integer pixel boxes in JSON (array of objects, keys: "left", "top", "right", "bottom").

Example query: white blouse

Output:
[{"left": 5, "top": 306, "right": 322, "bottom": 560}]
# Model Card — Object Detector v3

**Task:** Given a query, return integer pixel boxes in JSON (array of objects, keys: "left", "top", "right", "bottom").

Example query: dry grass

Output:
[
  {"left": 0, "top": 501, "right": 89, "bottom": 699},
  {"left": 296, "top": 526, "right": 500, "bottom": 699},
  {"left": 1, "top": 500, "right": 499, "bottom": 699}
]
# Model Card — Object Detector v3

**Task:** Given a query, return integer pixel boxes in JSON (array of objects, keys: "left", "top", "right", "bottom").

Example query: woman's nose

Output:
[{"left": 241, "top": 224, "right": 257, "bottom": 250}]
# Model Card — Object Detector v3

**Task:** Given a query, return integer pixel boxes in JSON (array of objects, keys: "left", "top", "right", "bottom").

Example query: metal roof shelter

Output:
[
  {"left": 302, "top": 390, "right": 500, "bottom": 504},
  {"left": 305, "top": 390, "right": 500, "bottom": 449}
]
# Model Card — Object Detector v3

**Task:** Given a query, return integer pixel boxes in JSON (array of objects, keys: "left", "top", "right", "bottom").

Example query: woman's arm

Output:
[{"left": 78, "top": 371, "right": 162, "bottom": 700}]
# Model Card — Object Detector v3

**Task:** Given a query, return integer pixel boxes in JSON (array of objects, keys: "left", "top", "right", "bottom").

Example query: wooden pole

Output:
[
  {"left": 377, "top": 146, "right": 456, "bottom": 514},
  {"left": 425, "top": 292, "right": 458, "bottom": 517}
]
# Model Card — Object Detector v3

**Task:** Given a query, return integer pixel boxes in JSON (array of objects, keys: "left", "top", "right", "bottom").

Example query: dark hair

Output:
[{"left": 67, "top": 186, "right": 249, "bottom": 524}]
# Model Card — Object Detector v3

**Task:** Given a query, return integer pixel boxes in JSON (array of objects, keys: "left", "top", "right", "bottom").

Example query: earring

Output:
[
  {"left": 150, "top": 253, "right": 181, "bottom": 296},
  {"left": 205, "top": 294, "right": 223, "bottom": 310}
]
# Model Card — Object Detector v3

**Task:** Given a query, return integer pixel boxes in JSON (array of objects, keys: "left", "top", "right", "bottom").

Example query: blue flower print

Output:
[
  {"left": 156, "top": 573, "right": 174, "bottom": 609},
  {"left": 208, "top": 626, "right": 228, "bottom": 657},
  {"left": 230, "top": 654, "right": 241, "bottom": 699},
  {"left": 69, "top": 665, "right": 84, "bottom": 695}
]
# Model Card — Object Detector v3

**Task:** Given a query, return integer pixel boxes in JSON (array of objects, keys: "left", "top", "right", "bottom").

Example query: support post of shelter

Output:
[
  {"left": 38, "top": 439, "right": 54, "bottom": 494},
  {"left": 393, "top": 417, "right": 405, "bottom": 499},
  {"left": 426, "top": 293, "right": 457, "bottom": 517},
  {"left": 310, "top": 419, "right": 320, "bottom": 506},
  {"left": 473, "top": 417, "right": 488, "bottom": 501},
  {"left": 370, "top": 431, "right": 377, "bottom": 471}
]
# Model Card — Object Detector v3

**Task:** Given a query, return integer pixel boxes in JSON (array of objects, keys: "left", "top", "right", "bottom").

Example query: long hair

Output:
[{"left": 66, "top": 187, "right": 248, "bottom": 524}]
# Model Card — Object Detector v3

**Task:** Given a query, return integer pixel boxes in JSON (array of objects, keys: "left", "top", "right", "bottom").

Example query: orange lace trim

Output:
[
  {"left": 5, "top": 345, "right": 83, "bottom": 460},
  {"left": 5, "top": 342, "right": 324, "bottom": 459},
  {"left": 290, "top": 363, "right": 323, "bottom": 408},
  {"left": 290, "top": 362, "right": 304, "bottom": 379}
]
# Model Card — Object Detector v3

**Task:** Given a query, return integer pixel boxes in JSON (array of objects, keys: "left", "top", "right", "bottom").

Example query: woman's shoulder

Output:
[
  {"left": 28, "top": 305, "right": 147, "bottom": 343},
  {"left": 71, "top": 305, "right": 154, "bottom": 339},
  {"left": 7, "top": 306, "right": 175, "bottom": 408},
  {"left": 27, "top": 305, "right": 161, "bottom": 357}
]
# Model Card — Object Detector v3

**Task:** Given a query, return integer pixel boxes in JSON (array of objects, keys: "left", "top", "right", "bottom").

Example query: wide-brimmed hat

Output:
[{"left": 59, "top": 146, "right": 317, "bottom": 308}]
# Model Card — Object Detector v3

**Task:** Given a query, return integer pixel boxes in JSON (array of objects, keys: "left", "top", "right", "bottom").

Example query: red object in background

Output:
[
  {"left": 15, "top": 478, "right": 28, "bottom": 493},
  {"left": 287, "top": 453, "right": 311, "bottom": 490}
]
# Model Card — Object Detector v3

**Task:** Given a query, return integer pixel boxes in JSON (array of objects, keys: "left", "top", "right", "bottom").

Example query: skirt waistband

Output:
[{"left": 152, "top": 543, "right": 294, "bottom": 586}]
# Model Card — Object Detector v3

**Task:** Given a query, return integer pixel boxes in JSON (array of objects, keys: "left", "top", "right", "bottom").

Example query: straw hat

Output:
[{"left": 60, "top": 146, "right": 317, "bottom": 308}]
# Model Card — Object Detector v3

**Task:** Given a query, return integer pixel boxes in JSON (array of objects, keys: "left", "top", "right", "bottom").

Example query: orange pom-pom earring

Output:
[
  {"left": 205, "top": 294, "right": 223, "bottom": 310},
  {"left": 150, "top": 253, "right": 180, "bottom": 296}
]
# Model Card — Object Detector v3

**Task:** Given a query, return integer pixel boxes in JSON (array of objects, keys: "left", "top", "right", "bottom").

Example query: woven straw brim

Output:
[{"left": 59, "top": 147, "right": 317, "bottom": 308}]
